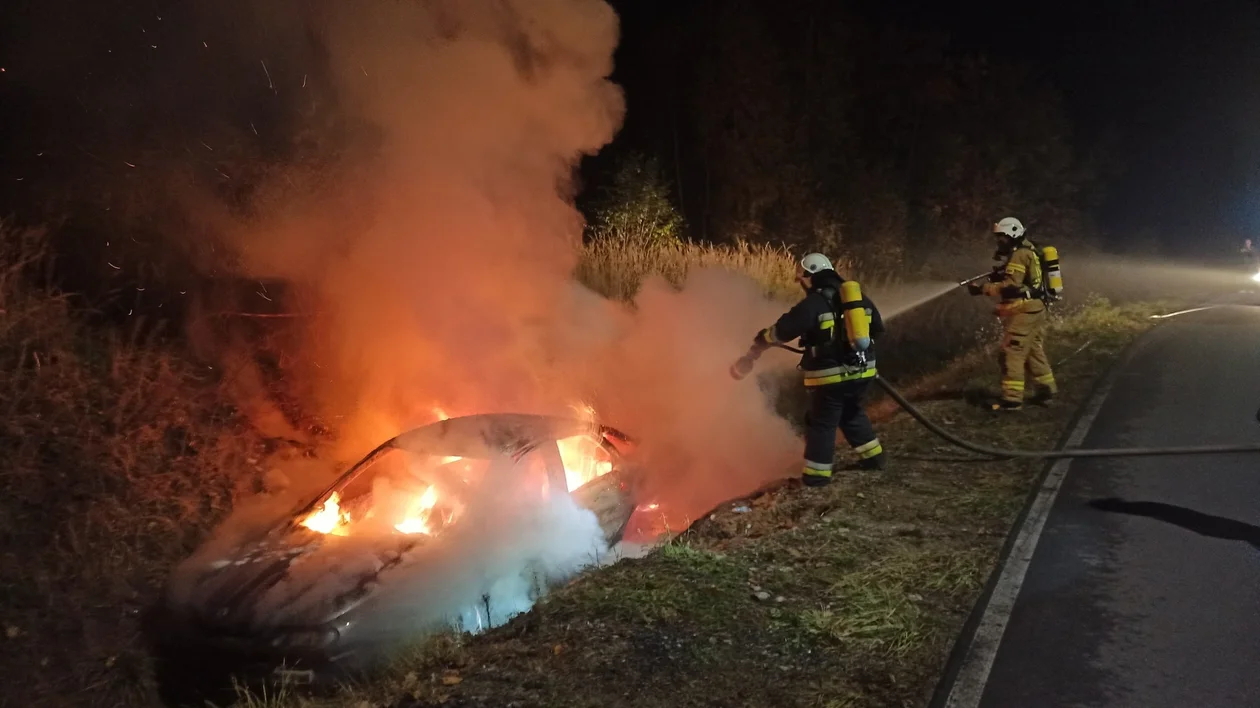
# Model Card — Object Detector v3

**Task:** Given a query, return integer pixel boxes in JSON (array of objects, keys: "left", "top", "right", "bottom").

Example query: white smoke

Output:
[{"left": 344, "top": 454, "right": 609, "bottom": 639}]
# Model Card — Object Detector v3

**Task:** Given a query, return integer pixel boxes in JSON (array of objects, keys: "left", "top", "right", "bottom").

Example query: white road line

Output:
[
  {"left": 942, "top": 362, "right": 1121, "bottom": 708},
  {"left": 1149, "top": 305, "right": 1220, "bottom": 320}
]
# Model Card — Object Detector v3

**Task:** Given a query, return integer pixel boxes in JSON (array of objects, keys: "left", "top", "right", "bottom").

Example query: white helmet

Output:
[
  {"left": 993, "top": 217, "right": 1025, "bottom": 238},
  {"left": 798, "top": 252, "right": 835, "bottom": 274}
]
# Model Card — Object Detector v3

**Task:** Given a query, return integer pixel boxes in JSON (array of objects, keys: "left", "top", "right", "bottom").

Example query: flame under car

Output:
[{"left": 150, "top": 413, "right": 640, "bottom": 697}]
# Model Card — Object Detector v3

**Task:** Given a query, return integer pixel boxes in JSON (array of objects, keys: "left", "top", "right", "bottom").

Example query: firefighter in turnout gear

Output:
[
  {"left": 967, "top": 217, "right": 1057, "bottom": 410},
  {"left": 730, "top": 253, "right": 887, "bottom": 486}
]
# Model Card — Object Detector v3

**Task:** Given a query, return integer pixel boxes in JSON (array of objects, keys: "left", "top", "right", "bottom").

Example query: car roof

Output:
[
  {"left": 288, "top": 413, "right": 615, "bottom": 523},
  {"left": 388, "top": 413, "right": 602, "bottom": 459}
]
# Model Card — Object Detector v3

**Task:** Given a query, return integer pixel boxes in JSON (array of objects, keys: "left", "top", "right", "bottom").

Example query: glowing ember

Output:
[
  {"left": 300, "top": 491, "right": 351, "bottom": 535},
  {"left": 395, "top": 485, "right": 440, "bottom": 535}
]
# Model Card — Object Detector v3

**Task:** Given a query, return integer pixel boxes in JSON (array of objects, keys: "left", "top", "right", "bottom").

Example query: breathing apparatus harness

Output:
[
  {"left": 988, "top": 237, "right": 1064, "bottom": 306},
  {"left": 811, "top": 279, "right": 873, "bottom": 369}
]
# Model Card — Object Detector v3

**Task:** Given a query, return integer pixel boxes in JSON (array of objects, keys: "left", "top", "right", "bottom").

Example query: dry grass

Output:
[
  {"left": 0, "top": 226, "right": 268, "bottom": 708},
  {"left": 577, "top": 236, "right": 814, "bottom": 302}
]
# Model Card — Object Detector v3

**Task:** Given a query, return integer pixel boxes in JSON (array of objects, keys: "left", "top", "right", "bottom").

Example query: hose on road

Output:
[{"left": 767, "top": 343, "right": 1260, "bottom": 460}]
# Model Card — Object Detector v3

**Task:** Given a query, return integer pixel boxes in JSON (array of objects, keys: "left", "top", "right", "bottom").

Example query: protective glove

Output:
[
  {"left": 966, "top": 282, "right": 984, "bottom": 296},
  {"left": 729, "top": 354, "right": 756, "bottom": 381},
  {"left": 732, "top": 329, "right": 776, "bottom": 380}
]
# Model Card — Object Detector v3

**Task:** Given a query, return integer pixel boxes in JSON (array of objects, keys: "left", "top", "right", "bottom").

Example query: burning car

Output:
[{"left": 150, "top": 412, "right": 641, "bottom": 696}]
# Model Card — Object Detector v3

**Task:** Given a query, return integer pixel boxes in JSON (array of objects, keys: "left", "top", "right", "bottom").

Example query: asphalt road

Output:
[{"left": 946, "top": 303, "right": 1260, "bottom": 708}]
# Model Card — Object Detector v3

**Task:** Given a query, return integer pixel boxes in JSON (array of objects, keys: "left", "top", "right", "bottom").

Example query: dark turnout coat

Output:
[{"left": 756, "top": 270, "right": 884, "bottom": 385}]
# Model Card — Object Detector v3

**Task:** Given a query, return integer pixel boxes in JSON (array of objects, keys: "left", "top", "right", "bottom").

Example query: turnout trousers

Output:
[
  {"left": 801, "top": 378, "right": 884, "bottom": 486},
  {"left": 998, "top": 307, "right": 1056, "bottom": 404}
]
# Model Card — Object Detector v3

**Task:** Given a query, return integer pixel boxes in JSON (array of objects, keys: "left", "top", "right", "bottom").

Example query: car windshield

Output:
[
  {"left": 293, "top": 415, "right": 615, "bottom": 540},
  {"left": 296, "top": 447, "right": 539, "bottom": 538}
]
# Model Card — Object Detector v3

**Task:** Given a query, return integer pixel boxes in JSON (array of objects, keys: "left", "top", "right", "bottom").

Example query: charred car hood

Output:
[
  {"left": 181, "top": 469, "right": 637, "bottom": 636},
  {"left": 181, "top": 529, "right": 418, "bottom": 636}
]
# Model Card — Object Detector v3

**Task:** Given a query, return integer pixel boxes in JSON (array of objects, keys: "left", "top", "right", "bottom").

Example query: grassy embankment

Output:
[
  {"left": 0, "top": 228, "right": 1171, "bottom": 708},
  {"left": 0, "top": 228, "right": 274, "bottom": 708}
]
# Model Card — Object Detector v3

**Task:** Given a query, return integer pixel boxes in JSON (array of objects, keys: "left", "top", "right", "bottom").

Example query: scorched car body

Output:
[{"left": 150, "top": 413, "right": 640, "bottom": 695}]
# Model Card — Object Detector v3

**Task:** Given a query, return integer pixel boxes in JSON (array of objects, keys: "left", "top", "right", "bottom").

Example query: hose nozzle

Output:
[
  {"left": 958, "top": 272, "right": 992, "bottom": 287},
  {"left": 729, "top": 354, "right": 757, "bottom": 380}
]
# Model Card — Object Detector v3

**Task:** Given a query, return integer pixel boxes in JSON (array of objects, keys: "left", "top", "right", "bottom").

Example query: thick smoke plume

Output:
[
  {"left": 576, "top": 270, "right": 801, "bottom": 518},
  {"left": 164, "top": 0, "right": 804, "bottom": 641},
  {"left": 208, "top": 0, "right": 624, "bottom": 455},
  {"left": 188, "top": 0, "right": 803, "bottom": 521}
]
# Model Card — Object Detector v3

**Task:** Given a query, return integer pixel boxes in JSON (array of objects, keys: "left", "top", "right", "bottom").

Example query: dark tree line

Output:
[
  {"left": 586, "top": 0, "right": 1111, "bottom": 276},
  {"left": 0, "top": 0, "right": 1114, "bottom": 309}
]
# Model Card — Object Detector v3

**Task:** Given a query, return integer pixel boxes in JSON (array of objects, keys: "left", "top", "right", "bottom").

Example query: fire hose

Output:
[{"left": 764, "top": 343, "right": 1260, "bottom": 460}]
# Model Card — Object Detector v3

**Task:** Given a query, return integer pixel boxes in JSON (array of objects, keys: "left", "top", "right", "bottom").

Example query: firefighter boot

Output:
[
  {"left": 1027, "top": 386, "right": 1055, "bottom": 406},
  {"left": 1027, "top": 372, "right": 1057, "bottom": 406},
  {"left": 841, "top": 451, "right": 887, "bottom": 471},
  {"left": 801, "top": 472, "right": 832, "bottom": 488},
  {"left": 857, "top": 451, "right": 887, "bottom": 470}
]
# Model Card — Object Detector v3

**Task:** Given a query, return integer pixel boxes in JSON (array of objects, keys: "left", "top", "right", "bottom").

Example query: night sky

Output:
[{"left": 3, "top": 0, "right": 1260, "bottom": 255}]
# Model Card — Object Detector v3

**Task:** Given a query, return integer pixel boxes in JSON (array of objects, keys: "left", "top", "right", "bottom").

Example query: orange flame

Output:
[
  {"left": 557, "top": 435, "right": 613, "bottom": 491},
  {"left": 394, "top": 485, "right": 440, "bottom": 535},
  {"left": 300, "top": 491, "right": 352, "bottom": 535},
  {"left": 298, "top": 403, "right": 617, "bottom": 537}
]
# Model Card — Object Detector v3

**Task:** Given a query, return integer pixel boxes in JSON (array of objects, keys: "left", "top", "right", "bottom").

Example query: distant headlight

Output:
[{"left": 1252, "top": 270, "right": 1260, "bottom": 283}]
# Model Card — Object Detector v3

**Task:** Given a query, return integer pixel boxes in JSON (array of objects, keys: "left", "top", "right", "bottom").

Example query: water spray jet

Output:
[{"left": 875, "top": 281, "right": 967, "bottom": 321}]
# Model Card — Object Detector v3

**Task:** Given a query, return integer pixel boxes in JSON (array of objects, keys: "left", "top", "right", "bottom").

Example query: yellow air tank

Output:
[
  {"left": 840, "top": 281, "right": 870, "bottom": 351},
  {"left": 1042, "top": 245, "right": 1063, "bottom": 297}
]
